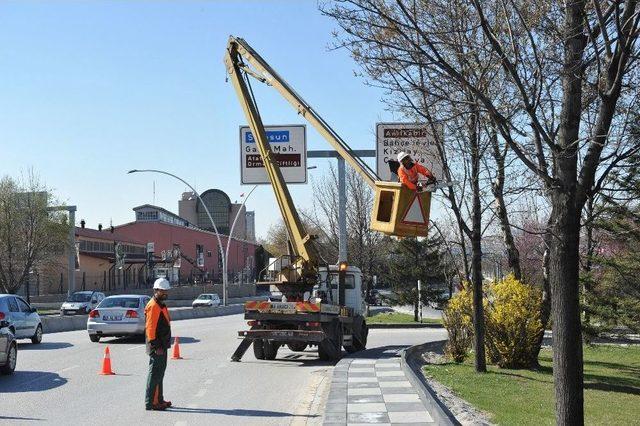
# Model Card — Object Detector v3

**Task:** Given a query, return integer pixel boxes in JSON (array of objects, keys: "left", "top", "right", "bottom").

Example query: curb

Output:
[
  {"left": 40, "top": 304, "right": 244, "bottom": 335},
  {"left": 367, "top": 323, "right": 444, "bottom": 329},
  {"left": 400, "top": 340, "right": 459, "bottom": 426}
]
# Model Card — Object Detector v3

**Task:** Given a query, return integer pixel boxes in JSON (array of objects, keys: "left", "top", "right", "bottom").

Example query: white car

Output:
[
  {"left": 61, "top": 291, "right": 105, "bottom": 315},
  {"left": 192, "top": 294, "right": 221, "bottom": 308},
  {"left": 87, "top": 295, "right": 150, "bottom": 342}
]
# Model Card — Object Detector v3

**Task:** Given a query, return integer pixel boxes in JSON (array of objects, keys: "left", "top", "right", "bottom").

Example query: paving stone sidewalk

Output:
[{"left": 323, "top": 350, "right": 435, "bottom": 426}]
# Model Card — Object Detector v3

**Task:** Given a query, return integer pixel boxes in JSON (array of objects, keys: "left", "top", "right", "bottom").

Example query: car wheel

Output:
[
  {"left": 31, "top": 324, "right": 43, "bottom": 344},
  {"left": 89, "top": 334, "right": 101, "bottom": 343},
  {"left": 0, "top": 343, "right": 17, "bottom": 375}
]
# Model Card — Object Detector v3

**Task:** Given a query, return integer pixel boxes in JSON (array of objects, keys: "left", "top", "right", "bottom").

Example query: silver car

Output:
[
  {"left": 0, "top": 320, "right": 17, "bottom": 374},
  {"left": 60, "top": 291, "right": 105, "bottom": 315},
  {"left": 192, "top": 293, "right": 221, "bottom": 308},
  {"left": 87, "top": 294, "right": 150, "bottom": 343},
  {"left": 0, "top": 295, "right": 43, "bottom": 344}
]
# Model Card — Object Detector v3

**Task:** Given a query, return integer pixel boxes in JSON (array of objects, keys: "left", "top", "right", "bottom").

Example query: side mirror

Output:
[
  {"left": 0, "top": 320, "right": 9, "bottom": 329},
  {"left": 91, "top": 299, "right": 97, "bottom": 304},
  {"left": 31, "top": 307, "right": 38, "bottom": 313}
]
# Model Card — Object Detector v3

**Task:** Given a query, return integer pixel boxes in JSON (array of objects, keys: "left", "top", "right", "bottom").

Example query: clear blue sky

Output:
[{"left": 0, "top": 0, "right": 404, "bottom": 239}]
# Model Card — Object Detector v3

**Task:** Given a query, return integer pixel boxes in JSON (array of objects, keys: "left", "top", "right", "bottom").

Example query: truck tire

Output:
[
  {"left": 263, "top": 340, "right": 279, "bottom": 360},
  {"left": 287, "top": 342, "right": 307, "bottom": 352},
  {"left": 344, "top": 316, "right": 368, "bottom": 353},
  {"left": 318, "top": 321, "right": 342, "bottom": 361},
  {"left": 253, "top": 340, "right": 266, "bottom": 360}
]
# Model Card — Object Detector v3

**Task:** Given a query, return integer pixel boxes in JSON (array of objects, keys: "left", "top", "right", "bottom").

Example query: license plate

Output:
[
  {"left": 103, "top": 315, "right": 122, "bottom": 321},
  {"left": 269, "top": 302, "right": 296, "bottom": 314},
  {"left": 67, "top": 311, "right": 76, "bottom": 314}
]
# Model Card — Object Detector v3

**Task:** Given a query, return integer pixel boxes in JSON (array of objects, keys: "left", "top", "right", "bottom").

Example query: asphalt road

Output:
[{"left": 0, "top": 313, "right": 446, "bottom": 425}]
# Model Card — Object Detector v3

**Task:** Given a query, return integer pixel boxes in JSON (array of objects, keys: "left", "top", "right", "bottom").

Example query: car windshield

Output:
[
  {"left": 198, "top": 295, "right": 211, "bottom": 300},
  {"left": 67, "top": 293, "right": 91, "bottom": 302},
  {"left": 98, "top": 297, "right": 140, "bottom": 309}
]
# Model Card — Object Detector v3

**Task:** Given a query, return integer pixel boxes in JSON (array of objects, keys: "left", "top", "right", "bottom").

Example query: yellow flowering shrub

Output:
[
  {"left": 485, "top": 275, "right": 544, "bottom": 368},
  {"left": 443, "top": 286, "right": 474, "bottom": 363}
]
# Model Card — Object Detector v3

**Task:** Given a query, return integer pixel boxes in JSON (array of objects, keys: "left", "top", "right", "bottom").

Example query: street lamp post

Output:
[
  {"left": 127, "top": 169, "right": 229, "bottom": 305},
  {"left": 224, "top": 185, "right": 258, "bottom": 299}
]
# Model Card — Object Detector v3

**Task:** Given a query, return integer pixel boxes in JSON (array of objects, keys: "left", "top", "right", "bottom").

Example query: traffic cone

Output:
[
  {"left": 171, "top": 336, "right": 182, "bottom": 360},
  {"left": 99, "top": 346, "right": 115, "bottom": 375}
]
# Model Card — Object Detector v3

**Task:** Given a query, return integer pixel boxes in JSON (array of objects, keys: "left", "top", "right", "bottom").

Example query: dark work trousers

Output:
[{"left": 145, "top": 350, "right": 167, "bottom": 407}]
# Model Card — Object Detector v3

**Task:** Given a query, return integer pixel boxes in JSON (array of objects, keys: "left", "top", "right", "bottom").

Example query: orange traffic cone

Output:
[
  {"left": 99, "top": 346, "right": 115, "bottom": 375},
  {"left": 171, "top": 336, "right": 182, "bottom": 360}
]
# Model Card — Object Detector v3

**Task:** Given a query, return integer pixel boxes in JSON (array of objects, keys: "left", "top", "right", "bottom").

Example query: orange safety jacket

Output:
[
  {"left": 398, "top": 163, "right": 434, "bottom": 190},
  {"left": 145, "top": 297, "right": 171, "bottom": 354}
]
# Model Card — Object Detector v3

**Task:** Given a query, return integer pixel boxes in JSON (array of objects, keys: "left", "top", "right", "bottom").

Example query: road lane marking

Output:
[
  {"left": 60, "top": 365, "right": 79, "bottom": 373},
  {"left": 127, "top": 344, "right": 146, "bottom": 351},
  {"left": 195, "top": 389, "right": 207, "bottom": 398}
]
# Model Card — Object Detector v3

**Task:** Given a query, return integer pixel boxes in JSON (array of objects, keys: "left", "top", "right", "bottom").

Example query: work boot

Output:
[
  {"left": 145, "top": 404, "right": 168, "bottom": 411},
  {"left": 160, "top": 400, "right": 172, "bottom": 408}
]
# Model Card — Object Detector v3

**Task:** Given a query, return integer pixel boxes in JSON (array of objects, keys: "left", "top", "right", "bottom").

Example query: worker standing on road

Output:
[
  {"left": 145, "top": 278, "right": 172, "bottom": 411},
  {"left": 397, "top": 152, "right": 435, "bottom": 192}
]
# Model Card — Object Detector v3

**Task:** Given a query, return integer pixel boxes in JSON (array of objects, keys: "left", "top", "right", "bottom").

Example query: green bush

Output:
[{"left": 443, "top": 287, "right": 474, "bottom": 363}]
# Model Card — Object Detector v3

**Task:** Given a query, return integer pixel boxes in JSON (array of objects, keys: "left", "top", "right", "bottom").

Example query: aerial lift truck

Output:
[{"left": 225, "top": 36, "right": 433, "bottom": 361}]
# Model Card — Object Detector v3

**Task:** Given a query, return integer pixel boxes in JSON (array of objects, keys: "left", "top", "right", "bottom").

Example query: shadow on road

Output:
[
  {"left": 0, "top": 371, "right": 67, "bottom": 393},
  {"left": 0, "top": 415, "right": 44, "bottom": 421},
  {"left": 18, "top": 342, "right": 73, "bottom": 351},
  {"left": 174, "top": 336, "right": 200, "bottom": 344},
  {"left": 167, "top": 407, "right": 317, "bottom": 418}
]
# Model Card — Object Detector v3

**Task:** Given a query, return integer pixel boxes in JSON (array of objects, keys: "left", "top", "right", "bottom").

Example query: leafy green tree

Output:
[{"left": 386, "top": 236, "right": 454, "bottom": 321}]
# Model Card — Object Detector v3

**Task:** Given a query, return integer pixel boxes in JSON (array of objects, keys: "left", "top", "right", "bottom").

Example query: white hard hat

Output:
[
  {"left": 153, "top": 278, "right": 171, "bottom": 291},
  {"left": 397, "top": 151, "right": 411, "bottom": 162}
]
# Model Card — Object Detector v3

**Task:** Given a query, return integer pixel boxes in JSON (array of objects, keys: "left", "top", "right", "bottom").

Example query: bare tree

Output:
[
  {"left": 322, "top": 0, "right": 640, "bottom": 422},
  {"left": 0, "top": 174, "right": 68, "bottom": 294}
]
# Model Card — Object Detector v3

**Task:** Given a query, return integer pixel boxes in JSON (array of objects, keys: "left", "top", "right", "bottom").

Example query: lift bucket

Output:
[{"left": 370, "top": 181, "right": 431, "bottom": 237}]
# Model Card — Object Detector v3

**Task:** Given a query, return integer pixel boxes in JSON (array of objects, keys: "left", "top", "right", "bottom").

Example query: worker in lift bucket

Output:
[
  {"left": 397, "top": 152, "right": 436, "bottom": 192},
  {"left": 145, "top": 278, "right": 173, "bottom": 411}
]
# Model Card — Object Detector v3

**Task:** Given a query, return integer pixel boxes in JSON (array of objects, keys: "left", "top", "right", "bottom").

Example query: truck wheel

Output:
[
  {"left": 263, "top": 340, "right": 279, "bottom": 360},
  {"left": 344, "top": 317, "right": 368, "bottom": 353},
  {"left": 253, "top": 340, "right": 265, "bottom": 360},
  {"left": 354, "top": 317, "right": 368, "bottom": 351},
  {"left": 287, "top": 342, "right": 307, "bottom": 352},
  {"left": 318, "top": 321, "right": 342, "bottom": 361}
]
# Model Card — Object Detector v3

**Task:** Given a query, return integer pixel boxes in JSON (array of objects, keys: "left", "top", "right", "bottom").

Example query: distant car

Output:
[
  {"left": 0, "top": 295, "right": 43, "bottom": 344},
  {"left": 268, "top": 292, "right": 284, "bottom": 302},
  {"left": 60, "top": 291, "right": 105, "bottom": 315},
  {"left": 87, "top": 294, "right": 150, "bottom": 343},
  {"left": 0, "top": 320, "right": 17, "bottom": 375},
  {"left": 192, "top": 293, "right": 221, "bottom": 308}
]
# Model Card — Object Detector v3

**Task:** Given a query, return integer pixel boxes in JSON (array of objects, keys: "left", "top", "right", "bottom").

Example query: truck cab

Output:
[{"left": 317, "top": 265, "right": 365, "bottom": 316}]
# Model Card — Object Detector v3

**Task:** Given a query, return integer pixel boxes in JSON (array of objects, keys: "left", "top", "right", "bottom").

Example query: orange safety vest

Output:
[{"left": 398, "top": 163, "right": 433, "bottom": 190}]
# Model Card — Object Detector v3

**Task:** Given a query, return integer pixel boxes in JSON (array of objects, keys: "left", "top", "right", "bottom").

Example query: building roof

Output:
[
  {"left": 75, "top": 227, "right": 145, "bottom": 245},
  {"left": 133, "top": 204, "right": 196, "bottom": 227}
]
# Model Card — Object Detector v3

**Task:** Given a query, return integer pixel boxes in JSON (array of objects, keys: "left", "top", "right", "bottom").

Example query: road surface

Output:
[{"left": 0, "top": 313, "right": 446, "bottom": 425}]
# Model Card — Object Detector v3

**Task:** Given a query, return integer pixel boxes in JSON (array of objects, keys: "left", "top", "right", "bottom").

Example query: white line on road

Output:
[
  {"left": 127, "top": 344, "right": 146, "bottom": 351},
  {"left": 59, "top": 365, "right": 79, "bottom": 373},
  {"left": 194, "top": 389, "right": 207, "bottom": 398}
]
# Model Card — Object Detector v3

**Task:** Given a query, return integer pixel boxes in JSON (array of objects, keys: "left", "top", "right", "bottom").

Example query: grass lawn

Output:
[
  {"left": 367, "top": 311, "right": 442, "bottom": 325},
  {"left": 423, "top": 345, "right": 640, "bottom": 425}
]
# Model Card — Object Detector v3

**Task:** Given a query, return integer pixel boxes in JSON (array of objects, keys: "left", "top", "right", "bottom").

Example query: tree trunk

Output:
[
  {"left": 490, "top": 129, "right": 522, "bottom": 280},
  {"left": 549, "top": 193, "right": 584, "bottom": 425},
  {"left": 531, "top": 224, "right": 552, "bottom": 367},
  {"left": 470, "top": 103, "right": 486, "bottom": 373}
]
